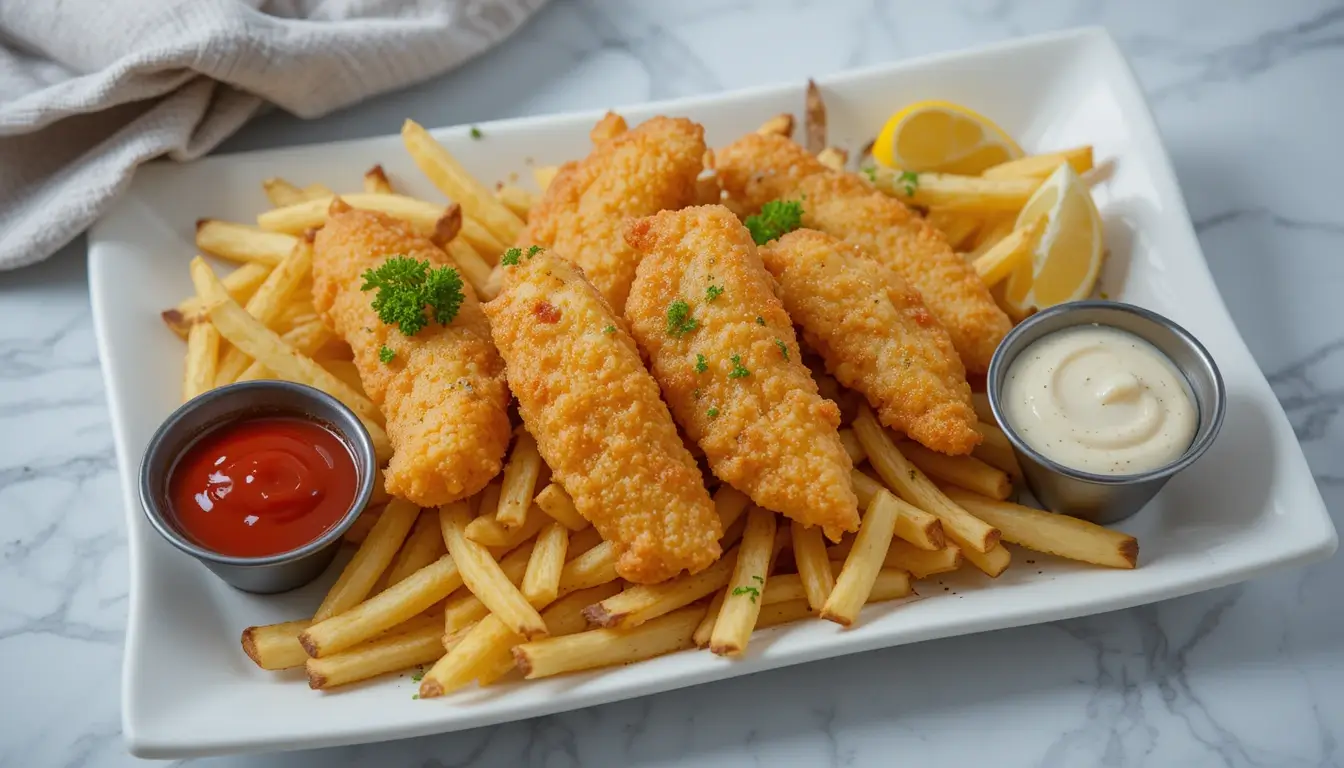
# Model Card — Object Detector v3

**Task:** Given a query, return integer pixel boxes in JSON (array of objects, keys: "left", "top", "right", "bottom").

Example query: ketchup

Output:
[{"left": 168, "top": 415, "right": 358, "bottom": 557}]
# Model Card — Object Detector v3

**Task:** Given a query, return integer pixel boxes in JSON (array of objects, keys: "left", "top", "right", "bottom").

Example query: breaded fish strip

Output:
[
  {"left": 521, "top": 115, "right": 707, "bottom": 314},
  {"left": 312, "top": 206, "right": 511, "bottom": 506},
  {"left": 759, "top": 229, "right": 981, "bottom": 455},
  {"left": 715, "top": 133, "right": 1011, "bottom": 372},
  {"left": 624, "top": 206, "right": 859, "bottom": 540},
  {"left": 482, "top": 250, "right": 722, "bottom": 584}
]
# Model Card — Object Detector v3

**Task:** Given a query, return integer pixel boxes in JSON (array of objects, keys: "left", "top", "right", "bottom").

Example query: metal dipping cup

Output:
[
  {"left": 138, "top": 381, "right": 376, "bottom": 593},
  {"left": 987, "top": 301, "right": 1226, "bottom": 525}
]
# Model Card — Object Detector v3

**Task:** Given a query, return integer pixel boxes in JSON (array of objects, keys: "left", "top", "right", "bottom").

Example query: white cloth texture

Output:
[{"left": 0, "top": 0, "right": 547, "bottom": 270}]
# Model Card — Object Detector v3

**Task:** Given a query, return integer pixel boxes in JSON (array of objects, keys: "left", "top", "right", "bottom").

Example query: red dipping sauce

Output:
[{"left": 168, "top": 415, "right": 358, "bottom": 558}]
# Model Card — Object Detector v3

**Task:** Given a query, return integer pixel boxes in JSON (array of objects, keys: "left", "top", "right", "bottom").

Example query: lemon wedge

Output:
[
  {"left": 1002, "top": 164, "right": 1105, "bottom": 315},
  {"left": 873, "top": 100, "right": 1023, "bottom": 174}
]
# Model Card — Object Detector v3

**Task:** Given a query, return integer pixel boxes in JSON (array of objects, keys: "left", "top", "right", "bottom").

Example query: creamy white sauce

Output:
[{"left": 1001, "top": 325, "right": 1197, "bottom": 475}]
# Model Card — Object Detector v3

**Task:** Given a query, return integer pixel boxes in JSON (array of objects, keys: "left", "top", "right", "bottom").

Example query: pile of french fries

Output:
[{"left": 166, "top": 103, "right": 1136, "bottom": 700}]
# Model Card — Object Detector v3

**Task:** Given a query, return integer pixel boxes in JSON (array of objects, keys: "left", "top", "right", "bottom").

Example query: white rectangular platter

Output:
[{"left": 89, "top": 27, "right": 1336, "bottom": 759}]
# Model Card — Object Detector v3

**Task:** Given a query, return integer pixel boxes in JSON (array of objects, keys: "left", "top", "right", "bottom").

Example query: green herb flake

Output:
[
  {"left": 694, "top": 354, "right": 708, "bottom": 373},
  {"left": 751, "top": 574, "right": 764, "bottom": 584},
  {"left": 411, "top": 667, "right": 425, "bottom": 682},
  {"left": 743, "top": 199, "right": 805, "bottom": 245},
  {"left": 500, "top": 247, "right": 522, "bottom": 266},
  {"left": 360, "top": 255, "right": 464, "bottom": 336},
  {"left": 755, "top": 316, "right": 765, "bottom": 326},
  {"left": 527, "top": 244, "right": 543, "bottom": 258},
  {"left": 728, "top": 354, "right": 750, "bottom": 379},
  {"left": 665, "top": 300, "right": 698, "bottom": 337},
  {"left": 706, "top": 284, "right": 725, "bottom": 302},
  {"left": 732, "top": 585, "right": 760, "bottom": 603},
  {"left": 469, "top": 126, "right": 483, "bottom": 139},
  {"left": 411, "top": 693, "right": 420, "bottom": 700},
  {"left": 774, "top": 339, "right": 789, "bottom": 360},
  {"left": 898, "top": 170, "right": 919, "bottom": 197},
  {"left": 602, "top": 324, "right": 616, "bottom": 335},
  {"left": 707, "top": 406, "right": 720, "bottom": 419},
  {"left": 862, "top": 166, "right": 879, "bottom": 182},
  {"left": 379, "top": 345, "right": 396, "bottom": 364}
]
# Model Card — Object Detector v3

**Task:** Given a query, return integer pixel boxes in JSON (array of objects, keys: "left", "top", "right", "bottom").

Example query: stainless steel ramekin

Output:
[
  {"left": 987, "top": 301, "right": 1225, "bottom": 525},
  {"left": 138, "top": 381, "right": 376, "bottom": 593}
]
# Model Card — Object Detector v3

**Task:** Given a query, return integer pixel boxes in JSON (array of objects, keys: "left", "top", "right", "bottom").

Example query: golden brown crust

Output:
[
  {"left": 521, "top": 116, "right": 707, "bottom": 314},
  {"left": 624, "top": 206, "right": 859, "bottom": 539},
  {"left": 760, "top": 229, "right": 981, "bottom": 455},
  {"left": 312, "top": 209, "right": 511, "bottom": 506},
  {"left": 715, "top": 133, "right": 1011, "bottom": 373},
  {"left": 482, "top": 251, "right": 721, "bottom": 584}
]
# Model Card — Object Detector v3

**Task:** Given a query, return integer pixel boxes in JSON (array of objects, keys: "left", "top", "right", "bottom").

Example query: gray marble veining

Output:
[{"left": 1, "top": 1, "right": 1340, "bottom": 766}]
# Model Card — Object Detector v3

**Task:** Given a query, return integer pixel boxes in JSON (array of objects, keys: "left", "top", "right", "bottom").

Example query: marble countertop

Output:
[{"left": 2, "top": 1, "right": 1341, "bottom": 766}]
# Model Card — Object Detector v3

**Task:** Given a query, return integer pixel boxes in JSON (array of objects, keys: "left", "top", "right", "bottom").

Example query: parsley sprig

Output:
[
  {"left": 360, "top": 256, "right": 464, "bottom": 336},
  {"left": 744, "top": 199, "right": 804, "bottom": 245},
  {"left": 728, "top": 354, "right": 750, "bottom": 379},
  {"left": 666, "top": 300, "right": 698, "bottom": 337},
  {"left": 501, "top": 244, "right": 543, "bottom": 266},
  {"left": 705, "top": 284, "right": 724, "bottom": 302},
  {"left": 379, "top": 345, "right": 396, "bottom": 364}
]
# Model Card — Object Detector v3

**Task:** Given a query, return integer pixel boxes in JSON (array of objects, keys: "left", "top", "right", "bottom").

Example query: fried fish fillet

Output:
[
  {"left": 759, "top": 229, "right": 981, "bottom": 455},
  {"left": 482, "top": 250, "right": 722, "bottom": 584},
  {"left": 623, "top": 206, "right": 859, "bottom": 540},
  {"left": 312, "top": 206, "right": 511, "bottom": 506},
  {"left": 715, "top": 133, "right": 1011, "bottom": 372},
  {"left": 521, "top": 115, "right": 707, "bottom": 314}
]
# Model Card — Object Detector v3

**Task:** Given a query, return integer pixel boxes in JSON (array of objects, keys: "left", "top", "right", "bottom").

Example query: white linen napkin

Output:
[{"left": 0, "top": 0, "right": 547, "bottom": 271}]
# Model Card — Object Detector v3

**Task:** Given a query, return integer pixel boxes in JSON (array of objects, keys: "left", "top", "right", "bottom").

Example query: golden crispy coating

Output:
[
  {"left": 521, "top": 116, "right": 707, "bottom": 314},
  {"left": 482, "top": 251, "right": 722, "bottom": 584},
  {"left": 760, "top": 229, "right": 981, "bottom": 455},
  {"left": 624, "top": 206, "right": 858, "bottom": 540},
  {"left": 311, "top": 208, "right": 511, "bottom": 506},
  {"left": 715, "top": 133, "right": 1011, "bottom": 373}
]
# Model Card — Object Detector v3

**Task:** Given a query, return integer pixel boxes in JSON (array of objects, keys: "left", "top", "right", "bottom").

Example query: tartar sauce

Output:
[{"left": 1001, "top": 325, "right": 1197, "bottom": 475}]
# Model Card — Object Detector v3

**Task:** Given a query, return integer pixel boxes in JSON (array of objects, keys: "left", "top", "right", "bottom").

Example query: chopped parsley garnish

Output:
[
  {"left": 744, "top": 199, "right": 804, "bottom": 245},
  {"left": 602, "top": 324, "right": 616, "bottom": 335},
  {"left": 411, "top": 693, "right": 420, "bottom": 700},
  {"left": 360, "top": 255, "right": 464, "bottom": 336},
  {"left": 694, "top": 354, "right": 708, "bottom": 373},
  {"left": 707, "top": 406, "right": 720, "bottom": 419},
  {"left": 862, "top": 166, "right": 879, "bottom": 182},
  {"left": 470, "top": 126, "right": 483, "bottom": 139},
  {"left": 898, "top": 170, "right": 919, "bottom": 197},
  {"left": 411, "top": 667, "right": 425, "bottom": 682},
  {"left": 755, "top": 316, "right": 766, "bottom": 326},
  {"left": 774, "top": 339, "right": 789, "bottom": 360},
  {"left": 752, "top": 574, "right": 764, "bottom": 583},
  {"left": 501, "top": 245, "right": 543, "bottom": 266},
  {"left": 666, "top": 300, "right": 698, "bottom": 337},
  {"left": 379, "top": 345, "right": 396, "bottom": 364},
  {"left": 728, "top": 354, "right": 750, "bottom": 379},
  {"left": 705, "top": 284, "right": 724, "bottom": 302},
  {"left": 732, "top": 585, "right": 760, "bottom": 603}
]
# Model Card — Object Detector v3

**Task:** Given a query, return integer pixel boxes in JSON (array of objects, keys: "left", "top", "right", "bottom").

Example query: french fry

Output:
[
  {"left": 853, "top": 406, "right": 999, "bottom": 555},
  {"left": 306, "top": 616, "right": 447, "bottom": 690},
  {"left": 804, "top": 78, "right": 826, "bottom": 154},
  {"left": 761, "top": 572, "right": 806, "bottom": 605},
  {"left": 262, "top": 177, "right": 308, "bottom": 208},
  {"left": 439, "top": 503, "right": 548, "bottom": 640},
  {"left": 214, "top": 239, "right": 315, "bottom": 386},
  {"left": 162, "top": 262, "right": 272, "bottom": 339},
  {"left": 838, "top": 428, "right": 865, "bottom": 465},
  {"left": 495, "top": 185, "right": 536, "bottom": 220},
  {"left": 756, "top": 113, "right": 795, "bottom": 138},
  {"left": 583, "top": 549, "right": 737, "bottom": 629},
  {"left": 313, "top": 499, "right": 420, "bottom": 622},
  {"left": 926, "top": 210, "right": 982, "bottom": 251},
  {"left": 303, "top": 183, "right": 335, "bottom": 200},
  {"left": 692, "top": 589, "right": 726, "bottom": 648},
  {"left": 521, "top": 522, "right": 569, "bottom": 607},
  {"left": 318, "top": 358, "right": 364, "bottom": 393},
  {"left": 343, "top": 506, "right": 381, "bottom": 545},
  {"left": 711, "top": 507, "right": 776, "bottom": 655},
  {"left": 971, "top": 392, "right": 994, "bottom": 423},
  {"left": 818, "top": 146, "right": 848, "bottom": 171},
  {"left": 256, "top": 193, "right": 461, "bottom": 245},
  {"left": 195, "top": 220, "right": 297, "bottom": 267},
  {"left": 968, "top": 216, "right": 1017, "bottom": 260},
  {"left": 542, "top": 582, "right": 623, "bottom": 638},
  {"left": 534, "top": 483, "right": 590, "bottom": 531},
  {"left": 374, "top": 511, "right": 447, "bottom": 593},
  {"left": 755, "top": 598, "right": 814, "bottom": 629},
  {"left": 983, "top": 146, "right": 1094, "bottom": 180},
  {"left": 901, "top": 442, "right": 1012, "bottom": 500},
  {"left": 241, "top": 619, "right": 311, "bottom": 670},
  {"left": 556, "top": 541, "right": 618, "bottom": 594},
  {"left": 401, "top": 120, "right": 525, "bottom": 244},
  {"left": 443, "top": 238, "right": 495, "bottom": 298},
  {"left": 882, "top": 539, "right": 963, "bottom": 578},
  {"left": 441, "top": 540, "right": 537, "bottom": 636},
  {"left": 822, "top": 490, "right": 900, "bottom": 626},
  {"left": 850, "top": 468, "right": 944, "bottom": 550},
  {"left": 182, "top": 320, "right": 220, "bottom": 401},
  {"left": 846, "top": 566, "right": 914, "bottom": 603},
  {"left": 714, "top": 485, "right": 751, "bottom": 533},
  {"left": 973, "top": 420, "right": 1023, "bottom": 481},
  {"left": 235, "top": 320, "right": 334, "bottom": 383},
  {"left": 867, "top": 166, "right": 1040, "bottom": 212},
  {"left": 497, "top": 431, "right": 542, "bottom": 528},
  {"left": 301, "top": 554, "right": 463, "bottom": 657},
  {"left": 565, "top": 526, "right": 604, "bottom": 560},
  {"left": 942, "top": 488, "right": 1138, "bottom": 568},
  {"left": 465, "top": 503, "right": 548, "bottom": 549},
  {"left": 363, "top": 164, "right": 394, "bottom": 194},
  {"left": 533, "top": 165, "right": 560, "bottom": 191},
  {"left": 961, "top": 532, "right": 1012, "bottom": 577},
  {"left": 513, "top": 605, "right": 704, "bottom": 680},
  {"left": 791, "top": 521, "right": 834, "bottom": 611},
  {"left": 974, "top": 215, "right": 1045, "bottom": 287},
  {"left": 590, "top": 111, "right": 628, "bottom": 143}
]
